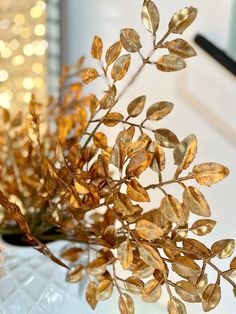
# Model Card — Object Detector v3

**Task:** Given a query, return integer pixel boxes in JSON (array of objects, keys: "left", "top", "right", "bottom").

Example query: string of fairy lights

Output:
[{"left": 0, "top": 0, "right": 56, "bottom": 112}]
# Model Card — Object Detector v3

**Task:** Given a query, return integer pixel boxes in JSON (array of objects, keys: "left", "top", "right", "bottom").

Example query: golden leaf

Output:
[
  {"left": 173, "top": 134, "right": 197, "bottom": 176},
  {"left": 103, "top": 112, "right": 124, "bottom": 127},
  {"left": 127, "top": 141, "right": 147, "bottom": 159},
  {"left": 135, "top": 219, "right": 163, "bottom": 240},
  {"left": 172, "top": 256, "right": 201, "bottom": 279},
  {"left": 110, "top": 141, "right": 126, "bottom": 170},
  {"left": 211, "top": 239, "right": 235, "bottom": 259},
  {"left": 102, "top": 225, "right": 117, "bottom": 248},
  {"left": 86, "top": 281, "right": 98, "bottom": 310},
  {"left": 167, "top": 297, "right": 187, "bottom": 314},
  {"left": 183, "top": 238, "right": 211, "bottom": 259},
  {"left": 120, "top": 28, "right": 142, "bottom": 53},
  {"left": 111, "top": 54, "right": 131, "bottom": 81},
  {"left": 127, "top": 95, "right": 146, "bottom": 117},
  {"left": 117, "top": 240, "right": 133, "bottom": 270},
  {"left": 91, "top": 35, "right": 103, "bottom": 60},
  {"left": 183, "top": 187, "right": 211, "bottom": 217},
  {"left": 164, "top": 39, "right": 197, "bottom": 59},
  {"left": 126, "top": 151, "right": 152, "bottom": 177},
  {"left": 161, "top": 195, "right": 189, "bottom": 226},
  {"left": 74, "top": 180, "right": 89, "bottom": 195},
  {"left": 93, "top": 132, "right": 108, "bottom": 149},
  {"left": 96, "top": 279, "right": 113, "bottom": 301},
  {"left": 142, "top": 279, "right": 162, "bottom": 303},
  {"left": 193, "top": 162, "right": 229, "bottom": 187},
  {"left": 157, "top": 55, "right": 186, "bottom": 72},
  {"left": 141, "top": 0, "right": 159, "bottom": 34},
  {"left": 169, "top": 7, "right": 198, "bottom": 34},
  {"left": 60, "top": 247, "right": 84, "bottom": 262},
  {"left": 87, "top": 257, "right": 108, "bottom": 276},
  {"left": 202, "top": 284, "right": 221, "bottom": 312},
  {"left": 154, "top": 128, "right": 179, "bottom": 148},
  {"left": 105, "top": 41, "right": 122, "bottom": 66},
  {"left": 118, "top": 293, "right": 135, "bottom": 314},
  {"left": 191, "top": 219, "right": 216, "bottom": 236},
  {"left": 11, "top": 111, "right": 22, "bottom": 127},
  {"left": 66, "top": 264, "right": 84, "bottom": 283},
  {"left": 127, "top": 179, "right": 150, "bottom": 202},
  {"left": 100, "top": 85, "right": 117, "bottom": 109},
  {"left": 114, "top": 193, "right": 138, "bottom": 216},
  {"left": 117, "top": 126, "right": 135, "bottom": 144},
  {"left": 81, "top": 68, "right": 99, "bottom": 84},
  {"left": 175, "top": 280, "right": 201, "bottom": 303},
  {"left": 139, "top": 243, "right": 165, "bottom": 271},
  {"left": 230, "top": 257, "right": 236, "bottom": 278},
  {"left": 97, "top": 154, "right": 109, "bottom": 177},
  {"left": 150, "top": 142, "right": 166, "bottom": 172},
  {"left": 132, "top": 261, "right": 154, "bottom": 278},
  {"left": 146, "top": 101, "right": 174, "bottom": 121},
  {"left": 124, "top": 276, "right": 144, "bottom": 295}
]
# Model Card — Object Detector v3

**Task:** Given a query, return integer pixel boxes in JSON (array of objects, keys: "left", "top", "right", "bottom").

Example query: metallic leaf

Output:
[
  {"left": 96, "top": 279, "right": 113, "bottom": 301},
  {"left": 211, "top": 239, "right": 235, "bottom": 259},
  {"left": 118, "top": 293, "right": 135, "bottom": 314},
  {"left": 169, "top": 7, "right": 198, "bottom": 34},
  {"left": 141, "top": 0, "right": 160, "bottom": 34},
  {"left": 127, "top": 141, "right": 147, "bottom": 159},
  {"left": 86, "top": 281, "right": 98, "bottom": 310},
  {"left": 110, "top": 141, "right": 126, "bottom": 170},
  {"left": 135, "top": 219, "right": 163, "bottom": 240},
  {"left": 146, "top": 102, "right": 174, "bottom": 121},
  {"left": 93, "top": 132, "right": 108, "bottom": 149},
  {"left": 191, "top": 219, "right": 216, "bottom": 236},
  {"left": 157, "top": 55, "right": 186, "bottom": 72},
  {"left": 127, "top": 95, "right": 146, "bottom": 117},
  {"left": 111, "top": 54, "right": 131, "bottom": 81},
  {"left": 202, "top": 284, "right": 221, "bottom": 312},
  {"left": 183, "top": 187, "right": 211, "bottom": 217},
  {"left": 103, "top": 112, "right": 124, "bottom": 127},
  {"left": 117, "top": 240, "right": 133, "bottom": 270},
  {"left": 120, "top": 28, "right": 142, "bottom": 53},
  {"left": 114, "top": 193, "right": 138, "bottom": 216},
  {"left": 175, "top": 280, "right": 201, "bottom": 303},
  {"left": 127, "top": 179, "right": 150, "bottom": 202},
  {"left": 161, "top": 195, "right": 189, "bottom": 226},
  {"left": 61, "top": 247, "right": 84, "bottom": 262},
  {"left": 139, "top": 243, "right": 165, "bottom": 271},
  {"left": 167, "top": 297, "right": 187, "bottom": 314},
  {"left": 87, "top": 257, "right": 108, "bottom": 276},
  {"left": 100, "top": 85, "right": 117, "bottom": 109},
  {"left": 124, "top": 276, "right": 144, "bottom": 295},
  {"left": 105, "top": 41, "right": 122, "bottom": 66},
  {"left": 126, "top": 151, "right": 152, "bottom": 177},
  {"left": 81, "top": 68, "right": 99, "bottom": 84},
  {"left": 150, "top": 141, "right": 166, "bottom": 172},
  {"left": 193, "top": 162, "right": 229, "bottom": 187},
  {"left": 164, "top": 39, "right": 197, "bottom": 59},
  {"left": 142, "top": 279, "right": 162, "bottom": 303},
  {"left": 183, "top": 238, "right": 211, "bottom": 259},
  {"left": 132, "top": 261, "right": 154, "bottom": 278},
  {"left": 154, "top": 128, "right": 179, "bottom": 148},
  {"left": 91, "top": 35, "right": 103, "bottom": 60},
  {"left": 172, "top": 256, "right": 201, "bottom": 279},
  {"left": 66, "top": 264, "right": 84, "bottom": 283}
]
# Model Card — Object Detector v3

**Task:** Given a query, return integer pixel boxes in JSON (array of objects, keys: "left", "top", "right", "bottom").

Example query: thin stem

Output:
[{"left": 145, "top": 174, "right": 195, "bottom": 190}]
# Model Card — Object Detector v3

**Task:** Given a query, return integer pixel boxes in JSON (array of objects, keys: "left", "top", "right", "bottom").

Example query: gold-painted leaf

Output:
[
  {"left": 191, "top": 219, "right": 216, "bottom": 236},
  {"left": 120, "top": 28, "right": 142, "bottom": 53},
  {"left": 124, "top": 276, "right": 144, "bottom": 295},
  {"left": 105, "top": 41, "right": 122, "bottom": 66},
  {"left": 118, "top": 293, "right": 135, "bottom": 314},
  {"left": 81, "top": 68, "right": 99, "bottom": 84},
  {"left": 164, "top": 39, "right": 196, "bottom": 59},
  {"left": 142, "top": 279, "right": 162, "bottom": 303},
  {"left": 127, "top": 95, "right": 146, "bottom": 117},
  {"left": 74, "top": 180, "right": 90, "bottom": 195},
  {"left": 154, "top": 128, "right": 179, "bottom": 148},
  {"left": 146, "top": 102, "right": 174, "bottom": 121},
  {"left": 100, "top": 85, "right": 117, "bottom": 109},
  {"left": 173, "top": 134, "right": 197, "bottom": 176},
  {"left": 127, "top": 179, "right": 150, "bottom": 202},
  {"left": 167, "top": 297, "right": 187, "bottom": 314},
  {"left": 86, "top": 281, "right": 98, "bottom": 310},
  {"left": 97, "top": 154, "right": 109, "bottom": 177},
  {"left": 126, "top": 151, "right": 152, "bottom": 177},
  {"left": 114, "top": 193, "right": 138, "bottom": 216},
  {"left": 169, "top": 7, "right": 198, "bottom": 34},
  {"left": 66, "top": 264, "right": 84, "bottom": 283},
  {"left": 139, "top": 244, "right": 165, "bottom": 271},
  {"left": 117, "top": 126, "right": 135, "bottom": 144},
  {"left": 202, "top": 284, "right": 221, "bottom": 312},
  {"left": 183, "top": 187, "right": 211, "bottom": 217},
  {"left": 111, "top": 54, "right": 131, "bottom": 81},
  {"left": 91, "top": 35, "right": 103, "bottom": 60},
  {"left": 193, "top": 163, "right": 229, "bottom": 187},
  {"left": 172, "top": 256, "right": 201, "bottom": 279},
  {"left": 132, "top": 261, "right": 154, "bottom": 278},
  {"left": 103, "top": 112, "right": 124, "bottom": 127},
  {"left": 157, "top": 55, "right": 186, "bottom": 72},
  {"left": 211, "top": 239, "right": 235, "bottom": 259},
  {"left": 93, "top": 132, "right": 107, "bottom": 149},
  {"left": 117, "top": 240, "right": 133, "bottom": 270},
  {"left": 96, "top": 279, "right": 113, "bottom": 301},
  {"left": 136, "top": 219, "right": 163, "bottom": 240},
  {"left": 110, "top": 141, "right": 126, "bottom": 170},
  {"left": 150, "top": 142, "right": 165, "bottom": 172},
  {"left": 87, "top": 257, "right": 108, "bottom": 276},
  {"left": 61, "top": 247, "right": 84, "bottom": 262},
  {"left": 141, "top": 0, "right": 159, "bottom": 34},
  {"left": 102, "top": 225, "right": 117, "bottom": 248},
  {"left": 183, "top": 238, "right": 211, "bottom": 259},
  {"left": 175, "top": 280, "right": 201, "bottom": 303},
  {"left": 161, "top": 195, "right": 189, "bottom": 226},
  {"left": 127, "top": 141, "right": 147, "bottom": 159}
]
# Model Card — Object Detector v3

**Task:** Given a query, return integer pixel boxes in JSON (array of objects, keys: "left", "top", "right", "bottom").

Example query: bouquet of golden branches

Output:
[{"left": 0, "top": 1, "right": 235, "bottom": 313}]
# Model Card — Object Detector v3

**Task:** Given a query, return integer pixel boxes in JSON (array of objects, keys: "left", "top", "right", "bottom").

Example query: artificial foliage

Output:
[{"left": 0, "top": 2, "right": 235, "bottom": 313}]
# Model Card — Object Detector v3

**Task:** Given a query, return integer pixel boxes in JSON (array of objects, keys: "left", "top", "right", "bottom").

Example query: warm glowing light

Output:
[
  {"left": 1, "top": 48, "right": 12, "bottom": 58},
  {"left": 22, "top": 77, "right": 34, "bottom": 90},
  {"left": 12, "top": 55, "right": 25, "bottom": 65},
  {"left": 23, "top": 44, "right": 34, "bottom": 56},
  {"left": 36, "top": 1, "right": 46, "bottom": 10},
  {"left": 34, "top": 77, "right": 43, "bottom": 88},
  {"left": 0, "top": 19, "right": 10, "bottom": 30},
  {"left": 0, "top": 70, "right": 9, "bottom": 82},
  {"left": 23, "top": 92, "right": 32, "bottom": 103},
  {"left": 34, "top": 40, "right": 48, "bottom": 56},
  {"left": 34, "top": 24, "right": 46, "bottom": 36},
  {"left": 32, "top": 63, "right": 43, "bottom": 73},
  {"left": 19, "top": 27, "right": 31, "bottom": 39},
  {"left": 0, "top": 40, "right": 5, "bottom": 52},
  {"left": 14, "top": 14, "right": 25, "bottom": 25},
  {"left": 0, "top": 92, "right": 11, "bottom": 109},
  {"left": 11, "top": 25, "right": 19, "bottom": 35},
  {"left": 30, "top": 7, "right": 43, "bottom": 19},
  {"left": 9, "top": 39, "right": 20, "bottom": 50}
]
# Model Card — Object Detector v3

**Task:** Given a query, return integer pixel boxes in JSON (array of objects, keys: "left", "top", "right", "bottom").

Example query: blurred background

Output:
[{"left": 0, "top": 0, "right": 236, "bottom": 313}]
